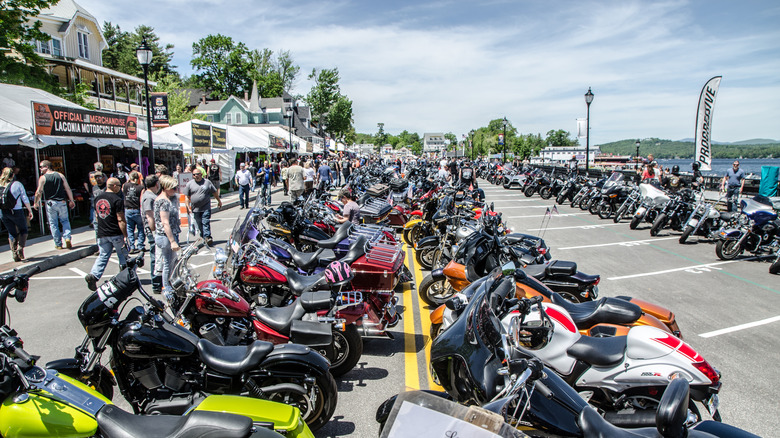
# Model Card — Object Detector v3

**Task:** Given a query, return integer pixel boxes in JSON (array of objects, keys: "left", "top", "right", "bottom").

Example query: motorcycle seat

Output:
[
  {"left": 290, "top": 247, "right": 336, "bottom": 271},
  {"left": 197, "top": 339, "right": 274, "bottom": 376},
  {"left": 521, "top": 263, "right": 547, "bottom": 281},
  {"left": 339, "top": 236, "right": 368, "bottom": 264},
  {"left": 567, "top": 334, "right": 627, "bottom": 367},
  {"left": 96, "top": 404, "right": 253, "bottom": 438},
  {"left": 317, "top": 222, "right": 353, "bottom": 249},
  {"left": 253, "top": 292, "right": 330, "bottom": 334},
  {"left": 550, "top": 296, "right": 642, "bottom": 328},
  {"left": 719, "top": 211, "right": 736, "bottom": 221},
  {"left": 546, "top": 260, "right": 576, "bottom": 276},
  {"left": 286, "top": 268, "right": 326, "bottom": 295}
]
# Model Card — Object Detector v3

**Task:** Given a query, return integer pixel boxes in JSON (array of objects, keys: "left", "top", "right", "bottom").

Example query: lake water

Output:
[{"left": 656, "top": 158, "right": 780, "bottom": 177}]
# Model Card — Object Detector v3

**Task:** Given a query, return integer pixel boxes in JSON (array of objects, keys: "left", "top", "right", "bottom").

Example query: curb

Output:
[{"left": 0, "top": 244, "right": 98, "bottom": 276}]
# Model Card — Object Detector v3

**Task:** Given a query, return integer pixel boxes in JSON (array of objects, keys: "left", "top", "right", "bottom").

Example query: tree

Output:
[
  {"left": 276, "top": 49, "right": 299, "bottom": 92},
  {"left": 191, "top": 34, "right": 251, "bottom": 99},
  {"left": 326, "top": 95, "right": 353, "bottom": 141},
  {"left": 306, "top": 68, "right": 341, "bottom": 126},
  {"left": 153, "top": 73, "right": 196, "bottom": 125},
  {"left": 102, "top": 23, "right": 176, "bottom": 80},
  {"left": 374, "top": 122, "right": 387, "bottom": 151},
  {"left": 0, "top": 0, "right": 62, "bottom": 94},
  {"left": 546, "top": 129, "right": 578, "bottom": 147}
]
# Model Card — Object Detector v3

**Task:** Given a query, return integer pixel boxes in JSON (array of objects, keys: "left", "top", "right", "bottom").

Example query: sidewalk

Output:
[{"left": 0, "top": 187, "right": 284, "bottom": 275}]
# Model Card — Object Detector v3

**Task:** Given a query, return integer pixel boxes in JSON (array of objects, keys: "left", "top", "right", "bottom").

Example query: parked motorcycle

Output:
[
  {"left": 679, "top": 194, "right": 737, "bottom": 244},
  {"left": 613, "top": 184, "right": 641, "bottom": 223},
  {"left": 630, "top": 182, "right": 670, "bottom": 230},
  {"left": 715, "top": 196, "right": 780, "bottom": 261},
  {"left": 650, "top": 189, "right": 696, "bottom": 236}
]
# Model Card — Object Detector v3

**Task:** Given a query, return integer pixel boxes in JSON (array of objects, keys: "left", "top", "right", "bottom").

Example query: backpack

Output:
[{"left": 0, "top": 183, "right": 19, "bottom": 211}]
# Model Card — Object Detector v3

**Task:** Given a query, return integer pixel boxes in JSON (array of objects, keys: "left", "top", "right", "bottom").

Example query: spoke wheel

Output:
[{"left": 419, "top": 274, "right": 455, "bottom": 307}]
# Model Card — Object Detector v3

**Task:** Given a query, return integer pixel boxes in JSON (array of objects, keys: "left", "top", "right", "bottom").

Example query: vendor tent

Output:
[{"left": 153, "top": 120, "right": 300, "bottom": 154}]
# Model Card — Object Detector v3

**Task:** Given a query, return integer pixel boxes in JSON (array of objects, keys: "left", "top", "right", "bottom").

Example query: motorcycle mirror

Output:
[{"left": 513, "top": 268, "right": 528, "bottom": 281}]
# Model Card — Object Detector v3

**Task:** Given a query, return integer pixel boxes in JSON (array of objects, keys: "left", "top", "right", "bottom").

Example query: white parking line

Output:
[
  {"left": 507, "top": 213, "right": 587, "bottom": 219},
  {"left": 191, "top": 261, "right": 214, "bottom": 269},
  {"left": 606, "top": 258, "right": 757, "bottom": 280},
  {"left": 699, "top": 315, "right": 780, "bottom": 338},
  {"left": 108, "top": 257, "right": 149, "bottom": 274},
  {"left": 558, "top": 237, "right": 677, "bottom": 250},
  {"left": 31, "top": 275, "right": 84, "bottom": 280},
  {"left": 527, "top": 223, "right": 622, "bottom": 231},
  {"left": 500, "top": 205, "right": 558, "bottom": 209},
  {"left": 69, "top": 267, "right": 88, "bottom": 277}
]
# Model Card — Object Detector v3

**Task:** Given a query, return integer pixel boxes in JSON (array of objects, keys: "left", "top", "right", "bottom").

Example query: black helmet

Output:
[
  {"left": 691, "top": 161, "right": 700, "bottom": 170},
  {"left": 671, "top": 165, "right": 680, "bottom": 175}
]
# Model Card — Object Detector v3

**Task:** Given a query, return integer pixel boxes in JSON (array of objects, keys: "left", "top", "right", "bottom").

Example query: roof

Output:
[
  {"left": 39, "top": 0, "right": 98, "bottom": 23},
  {"left": 262, "top": 97, "right": 285, "bottom": 110},
  {"left": 195, "top": 95, "right": 248, "bottom": 114},
  {"left": 183, "top": 88, "right": 208, "bottom": 107}
]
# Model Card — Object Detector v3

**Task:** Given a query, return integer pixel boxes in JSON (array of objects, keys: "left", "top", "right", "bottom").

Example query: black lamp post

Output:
[
  {"left": 136, "top": 39, "right": 154, "bottom": 170},
  {"left": 501, "top": 117, "right": 508, "bottom": 164},
  {"left": 584, "top": 87, "right": 594, "bottom": 174},
  {"left": 635, "top": 139, "right": 641, "bottom": 170},
  {"left": 286, "top": 107, "right": 294, "bottom": 154},
  {"left": 469, "top": 129, "right": 475, "bottom": 160}
]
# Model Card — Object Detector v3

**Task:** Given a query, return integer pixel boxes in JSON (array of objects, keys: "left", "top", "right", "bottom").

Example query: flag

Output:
[
  {"left": 407, "top": 184, "right": 414, "bottom": 200},
  {"left": 694, "top": 76, "right": 722, "bottom": 171},
  {"left": 545, "top": 207, "right": 551, "bottom": 218},
  {"left": 577, "top": 118, "right": 587, "bottom": 138},
  {"left": 552, "top": 205, "right": 559, "bottom": 215},
  {"left": 386, "top": 190, "right": 393, "bottom": 206}
]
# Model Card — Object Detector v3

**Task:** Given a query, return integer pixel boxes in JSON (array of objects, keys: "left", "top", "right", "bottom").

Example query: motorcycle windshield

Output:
[{"left": 225, "top": 207, "right": 265, "bottom": 283}]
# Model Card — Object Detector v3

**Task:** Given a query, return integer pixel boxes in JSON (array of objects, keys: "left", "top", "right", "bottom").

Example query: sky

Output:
[{"left": 76, "top": 0, "right": 780, "bottom": 145}]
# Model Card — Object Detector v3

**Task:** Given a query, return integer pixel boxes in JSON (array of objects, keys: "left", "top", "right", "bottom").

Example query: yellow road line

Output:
[
  {"left": 412, "top": 249, "right": 445, "bottom": 392},
  {"left": 402, "top": 244, "right": 420, "bottom": 390}
]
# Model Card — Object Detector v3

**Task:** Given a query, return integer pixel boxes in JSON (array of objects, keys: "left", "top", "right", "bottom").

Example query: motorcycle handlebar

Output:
[{"left": 2, "top": 335, "right": 34, "bottom": 368}]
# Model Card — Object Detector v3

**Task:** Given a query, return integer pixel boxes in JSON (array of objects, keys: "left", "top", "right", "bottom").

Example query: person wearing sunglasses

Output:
[
  {"left": 33, "top": 160, "right": 76, "bottom": 250},
  {"left": 721, "top": 160, "right": 746, "bottom": 212}
]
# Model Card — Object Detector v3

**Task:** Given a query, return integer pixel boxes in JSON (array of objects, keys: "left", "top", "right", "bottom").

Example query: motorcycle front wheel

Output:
[
  {"left": 419, "top": 274, "right": 455, "bottom": 307},
  {"left": 556, "top": 190, "right": 568, "bottom": 205},
  {"left": 629, "top": 213, "right": 643, "bottom": 230},
  {"left": 415, "top": 246, "right": 436, "bottom": 270},
  {"left": 524, "top": 186, "right": 535, "bottom": 197},
  {"left": 257, "top": 372, "right": 338, "bottom": 431},
  {"left": 613, "top": 205, "right": 627, "bottom": 223},
  {"left": 598, "top": 203, "right": 613, "bottom": 220},
  {"left": 679, "top": 225, "right": 695, "bottom": 244},
  {"left": 715, "top": 239, "right": 744, "bottom": 260},
  {"left": 408, "top": 224, "right": 426, "bottom": 247},
  {"left": 770, "top": 254, "right": 780, "bottom": 274},
  {"left": 650, "top": 213, "right": 668, "bottom": 236},
  {"left": 588, "top": 199, "right": 600, "bottom": 215},
  {"left": 430, "top": 323, "right": 445, "bottom": 341},
  {"left": 328, "top": 325, "right": 363, "bottom": 377},
  {"left": 539, "top": 186, "right": 553, "bottom": 199}
]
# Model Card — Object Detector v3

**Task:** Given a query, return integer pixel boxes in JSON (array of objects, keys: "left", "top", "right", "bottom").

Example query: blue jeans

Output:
[
  {"left": 193, "top": 208, "right": 212, "bottom": 238},
  {"left": 238, "top": 184, "right": 250, "bottom": 208},
  {"left": 44, "top": 200, "right": 71, "bottom": 247},
  {"left": 726, "top": 186, "right": 741, "bottom": 212},
  {"left": 154, "top": 233, "right": 177, "bottom": 293},
  {"left": 260, "top": 184, "right": 272, "bottom": 206},
  {"left": 125, "top": 209, "right": 145, "bottom": 250},
  {"left": 90, "top": 235, "right": 129, "bottom": 280}
]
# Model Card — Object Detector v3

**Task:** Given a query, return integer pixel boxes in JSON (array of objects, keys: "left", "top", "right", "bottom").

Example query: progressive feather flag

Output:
[{"left": 694, "top": 76, "right": 722, "bottom": 171}]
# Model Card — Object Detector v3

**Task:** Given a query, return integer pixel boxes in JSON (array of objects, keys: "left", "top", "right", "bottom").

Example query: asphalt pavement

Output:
[{"left": 6, "top": 181, "right": 778, "bottom": 437}]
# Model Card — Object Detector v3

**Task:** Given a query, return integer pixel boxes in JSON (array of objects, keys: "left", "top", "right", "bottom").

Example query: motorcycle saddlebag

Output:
[
  {"left": 289, "top": 320, "right": 332, "bottom": 349},
  {"left": 546, "top": 260, "right": 577, "bottom": 276},
  {"left": 366, "top": 183, "right": 390, "bottom": 198},
  {"left": 389, "top": 178, "right": 408, "bottom": 191}
]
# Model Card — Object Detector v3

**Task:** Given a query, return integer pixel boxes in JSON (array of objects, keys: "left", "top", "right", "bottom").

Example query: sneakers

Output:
[
  {"left": 55, "top": 245, "right": 63, "bottom": 250},
  {"left": 84, "top": 274, "right": 98, "bottom": 291},
  {"left": 12, "top": 250, "right": 21, "bottom": 262},
  {"left": 65, "top": 239, "right": 72, "bottom": 249}
]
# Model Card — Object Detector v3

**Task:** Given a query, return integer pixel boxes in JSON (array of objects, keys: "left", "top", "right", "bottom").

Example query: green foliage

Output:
[
  {"left": 66, "top": 82, "right": 96, "bottom": 109},
  {"left": 327, "top": 95, "right": 354, "bottom": 141},
  {"left": 102, "top": 23, "right": 177, "bottom": 80},
  {"left": 0, "top": 0, "right": 62, "bottom": 93},
  {"left": 306, "top": 68, "right": 341, "bottom": 125},
  {"left": 191, "top": 34, "right": 251, "bottom": 100},
  {"left": 599, "top": 138, "right": 780, "bottom": 159},
  {"left": 546, "top": 129, "right": 578, "bottom": 147}
]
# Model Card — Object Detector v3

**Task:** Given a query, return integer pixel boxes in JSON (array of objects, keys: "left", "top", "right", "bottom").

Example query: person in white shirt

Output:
[{"left": 234, "top": 163, "right": 253, "bottom": 209}]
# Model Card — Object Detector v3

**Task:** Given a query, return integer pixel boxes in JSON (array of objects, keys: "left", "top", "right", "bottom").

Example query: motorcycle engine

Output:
[{"left": 198, "top": 317, "right": 253, "bottom": 346}]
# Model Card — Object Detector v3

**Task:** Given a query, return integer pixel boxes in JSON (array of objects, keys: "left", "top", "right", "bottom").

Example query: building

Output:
[
  {"left": 539, "top": 145, "right": 600, "bottom": 166},
  {"left": 26, "top": 0, "right": 154, "bottom": 117},
  {"left": 423, "top": 133, "right": 446, "bottom": 155}
]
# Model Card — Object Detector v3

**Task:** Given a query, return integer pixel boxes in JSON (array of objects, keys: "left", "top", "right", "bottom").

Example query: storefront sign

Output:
[
  {"left": 150, "top": 92, "right": 169, "bottom": 127},
  {"left": 212, "top": 126, "right": 227, "bottom": 149},
  {"left": 32, "top": 102, "right": 137, "bottom": 139},
  {"left": 269, "top": 134, "right": 287, "bottom": 150},
  {"left": 191, "top": 122, "right": 211, "bottom": 154}
]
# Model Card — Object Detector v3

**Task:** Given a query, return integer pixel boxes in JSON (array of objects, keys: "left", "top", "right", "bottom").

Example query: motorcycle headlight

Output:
[{"left": 214, "top": 247, "right": 228, "bottom": 268}]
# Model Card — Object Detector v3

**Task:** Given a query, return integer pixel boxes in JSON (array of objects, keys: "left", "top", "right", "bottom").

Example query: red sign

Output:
[{"left": 33, "top": 102, "right": 138, "bottom": 140}]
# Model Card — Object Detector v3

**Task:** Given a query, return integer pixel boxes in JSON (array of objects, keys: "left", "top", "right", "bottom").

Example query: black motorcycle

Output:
[
  {"left": 53, "top": 254, "right": 338, "bottom": 431},
  {"left": 650, "top": 189, "right": 696, "bottom": 236}
]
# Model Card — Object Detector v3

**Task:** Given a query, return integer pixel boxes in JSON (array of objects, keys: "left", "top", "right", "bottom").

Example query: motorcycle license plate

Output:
[
  {"left": 706, "top": 394, "right": 719, "bottom": 417},
  {"left": 689, "top": 218, "right": 699, "bottom": 228}
]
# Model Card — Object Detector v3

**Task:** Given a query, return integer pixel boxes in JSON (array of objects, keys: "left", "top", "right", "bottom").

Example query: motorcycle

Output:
[
  {"left": 630, "top": 182, "right": 670, "bottom": 230},
  {"left": 59, "top": 254, "right": 338, "bottom": 431},
  {"left": 539, "top": 171, "right": 564, "bottom": 200},
  {"left": 556, "top": 173, "right": 587, "bottom": 205},
  {"left": 679, "top": 194, "right": 737, "bottom": 244},
  {"left": 593, "top": 172, "right": 628, "bottom": 218},
  {"left": 0, "top": 268, "right": 312, "bottom": 438},
  {"left": 715, "top": 196, "right": 780, "bottom": 261},
  {"left": 613, "top": 184, "right": 642, "bottom": 223},
  {"left": 650, "top": 189, "right": 696, "bottom": 236}
]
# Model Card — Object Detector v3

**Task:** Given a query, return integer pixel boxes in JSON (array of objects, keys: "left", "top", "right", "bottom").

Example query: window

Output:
[
  {"left": 224, "top": 113, "right": 232, "bottom": 124},
  {"left": 52, "top": 39, "right": 62, "bottom": 56},
  {"left": 38, "top": 40, "right": 51, "bottom": 55},
  {"left": 235, "top": 113, "right": 242, "bottom": 124},
  {"left": 78, "top": 32, "right": 89, "bottom": 59}
]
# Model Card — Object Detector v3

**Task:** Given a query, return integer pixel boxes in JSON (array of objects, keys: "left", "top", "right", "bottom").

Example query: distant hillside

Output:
[{"left": 598, "top": 138, "right": 780, "bottom": 159}]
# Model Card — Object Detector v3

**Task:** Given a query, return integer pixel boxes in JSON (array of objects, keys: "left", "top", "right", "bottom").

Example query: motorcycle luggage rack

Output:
[
  {"left": 361, "top": 198, "right": 392, "bottom": 216},
  {"left": 350, "top": 223, "right": 394, "bottom": 243},
  {"left": 335, "top": 291, "right": 363, "bottom": 309},
  {"left": 364, "top": 240, "right": 403, "bottom": 264}
]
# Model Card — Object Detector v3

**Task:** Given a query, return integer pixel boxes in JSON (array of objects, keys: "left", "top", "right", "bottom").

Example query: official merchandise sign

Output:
[
  {"left": 212, "top": 126, "right": 227, "bottom": 149},
  {"left": 32, "top": 102, "right": 137, "bottom": 139},
  {"left": 150, "top": 92, "right": 169, "bottom": 127},
  {"left": 191, "top": 122, "right": 211, "bottom": 154}
]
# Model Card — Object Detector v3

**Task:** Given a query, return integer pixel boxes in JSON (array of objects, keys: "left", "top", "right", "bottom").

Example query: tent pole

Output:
[{"left": 34, "top": 147, "right": 44, "bottom": 236}]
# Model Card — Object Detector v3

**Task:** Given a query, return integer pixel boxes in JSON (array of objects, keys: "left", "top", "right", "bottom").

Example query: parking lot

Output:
[{"left": 8, "top": 183, "right": 778, "bottom": 437}]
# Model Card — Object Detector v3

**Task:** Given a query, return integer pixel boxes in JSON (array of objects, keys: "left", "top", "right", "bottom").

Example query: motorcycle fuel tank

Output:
[
  {"left": 241, "top": 262, "right": 287, "bottom": 285},
  {"left": 194, "top": 280, "right": 251, "bottom": 317},
  {"left": 117, "top": 319, "right": 197, "bottom": 359}
]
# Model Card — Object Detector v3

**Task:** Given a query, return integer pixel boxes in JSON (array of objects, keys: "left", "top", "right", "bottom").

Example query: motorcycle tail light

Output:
[
  {"left": 537, "top": 247, "right": 547, "bottom": 255},
  {"left": 692, "top": 359, "right": 720, "bottom": 384},
  {"left": 592, "top": 276, "right": 601, "bottom": 286}
]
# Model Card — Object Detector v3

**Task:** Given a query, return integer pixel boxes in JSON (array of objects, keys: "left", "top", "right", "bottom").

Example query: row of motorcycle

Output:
[
  {"left": 375, "top": 169, "right": 761, "bottom": 436},
  {"left": 493, "top": 165, "right": 780, "bottom": 274}
]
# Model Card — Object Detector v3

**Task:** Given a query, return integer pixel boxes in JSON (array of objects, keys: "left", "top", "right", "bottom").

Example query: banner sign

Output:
[
  {"left": 32, "top": 102, "right": 137, "bottom": 139},
  {"left": 498, "top": 133, "right": 504, "bottom": 145},
  {"left": 269, "top": 134, "right": 287, "bottom": 150},
  {"left": 694, "top": 76, "right": 722, "bottom": 171},
  {"left": 191, "top": 122, "right": 211, "bottom": 154},
  {"left": 150, "top": 92, "right": 169, "bottom": 127},
  {"left": 211, "top": 126, "right": 227, "bottom": 149}
]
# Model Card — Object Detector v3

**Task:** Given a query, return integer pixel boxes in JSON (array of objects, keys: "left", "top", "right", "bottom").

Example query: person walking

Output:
[
  {"left": 341, "top": 155, "right": 351, "bottom": 186},
  {"left": 208, "top": 159, "right": 221, "bottom": 195},
  {"left": 316, "top": 159, "right": 333, "bottom": 198},
  {"left": 33, "top": 160, "right": 76, "bottom": 250},
  {"left": 257, "top": 161, "right": 274, "bottom": 206},
  {"left": 280, "top": 161, "right": 289, "bottom": 196},
  {"left": 248, "top": 160, "right": 258, "bottom": 192},
  {"left": 141, "top": 174, "right": 163, "bottom": 293},
  {"left": 183, "top": 168, "right": 221, "bottom": 245},
  {"left": 0, "top": 167, "right": 33, "bottom": 261},
  {"left": 154, "top": 175, "right": 181, "bottom": 297},
  {"left": 122, "top": 171, "right": 145, "bottom": 253},
  {"left": 722, "top": 160, "right": 746, "bottom": 212},
  {"left": 83, "top": 162, "right": 105, "bottom": 228},
  {"left": 303, "top": 161, "right": 315, "bottom": 198},
  {"left": 287, "top": 159, "right": 304, "bottom": 201},
  {"left": 84, "top": 177, "right": 128, "bottom": 291},
  {"left": 234, "top": 163, "right": 252, "bottom": 209}
]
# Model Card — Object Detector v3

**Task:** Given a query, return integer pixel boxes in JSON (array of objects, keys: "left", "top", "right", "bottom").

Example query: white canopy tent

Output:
[{"left": 153, "top": 120, "right": 300, "bottom": 155}]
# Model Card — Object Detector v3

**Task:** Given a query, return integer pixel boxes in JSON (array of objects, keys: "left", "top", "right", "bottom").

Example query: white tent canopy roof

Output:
[{"left": 153, "top": 120, "right": 303, "bottom": 154}]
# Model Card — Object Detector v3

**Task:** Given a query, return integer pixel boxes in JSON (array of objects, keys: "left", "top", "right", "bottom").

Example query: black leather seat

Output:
[
  {"left": 567, "top": 334, "right": 627, "bottom": 367},
  {"left": 339, "top": 236, "right": 368, "bottom": 264},
  {"left": 546, "top": 260, "right": 576, "bottom": 276},
  {"left": 317, "top": 222, "right": 352, "bottom": 249},
  {"left": 286, "top": 268, "right": 325, "bottom": 295},
  {"left": 550, "top": 295, "right": 641, "bottom": 328},
  {"left": 521, "top": 263, "right": 547, "bottom": 281},
  {"left": 253, "top": 299, "right": 306, "bottom": 334},
  {"left": 197, "top": 339, "right": 273, "bottom": 375},
  {"left": 96, "top": 405, "right": 253, "bottom": 438},
  {"left": 290, "top": 247, "right": 336, "bottom": 271}
]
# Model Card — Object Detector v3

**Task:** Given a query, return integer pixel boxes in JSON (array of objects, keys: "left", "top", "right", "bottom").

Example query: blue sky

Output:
[{"left": 78, "top": 0, "right": 780, "bottom": 144}]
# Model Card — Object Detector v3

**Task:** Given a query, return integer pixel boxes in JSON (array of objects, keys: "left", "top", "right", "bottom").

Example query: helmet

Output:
[
  {"left": 671, "top": 165, "right": 680, "bottom": 175},
  {"left": 323, "top": 261, "right": 354, "bottom": 287},
  {"left": 510, "top": 308, "right": 553, "bottom": 351},
  {"left": 691, "top": 161, "right": 700, "bottom": 170}
]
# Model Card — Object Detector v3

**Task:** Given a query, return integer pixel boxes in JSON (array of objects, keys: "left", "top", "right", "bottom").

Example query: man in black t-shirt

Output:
[
  {"left": 123, "top": 171, "right": 145, "bottom": 253},
  {"left": 85, "top": 177, "right": 129, "bottom": 291}
]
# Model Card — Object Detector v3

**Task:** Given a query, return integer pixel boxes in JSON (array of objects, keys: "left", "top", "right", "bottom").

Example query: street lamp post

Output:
[
  {"left": 502, "top": 117, "right": 508, "bottom": 164},
  {"left": 584, "top": 87, "right": 594, "bottom": 175},
  {"left": 469, "top": 129, "right": 475, "bottom": 160},
  {"left": 635, "top": 139, "right": 641, "bottom": 170},
  {"left": 136, "top": 39, "right": 154, "bottom": 171},
  {"left": 286, "top": 107, "right": 294, "bottom": 154}
]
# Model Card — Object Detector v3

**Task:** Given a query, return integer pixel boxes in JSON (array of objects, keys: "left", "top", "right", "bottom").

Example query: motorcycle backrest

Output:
[{"left": 655, "top": 377, "right": 690, "bottom": 438}]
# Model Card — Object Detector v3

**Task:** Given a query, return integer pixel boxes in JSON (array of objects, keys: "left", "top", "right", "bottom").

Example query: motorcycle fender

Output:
[
  {"left": 403, "top": 218, "right": 422, "bottom": 230},
  {"left": 430, "top": 268, "right": 446, "bottom": 281},
  {"left": 194, "top": 395, "right": 313, "bottom": 437},
  {"left": 45, "top": 358, "right": 82, "bottom": 374},
  {"left": 634, "top": 207, "right": 647, "bottom": 217},
  {"left": 410, "top": 210, "right": 423, "bottom": 217},
  {"left": 688, "top": 218, "right": 699, "bottom": 229},
  {"left": 415, "top": 235, "right": 440, "bottom": 249},
  {"left": 375, "top": 390, "right": 452, "bottom": 426},
  {"left": 430, "top": 305, "right": 445, "bottom": 325},
  {"left": 260, "top": 342, "right": 331, "bottom": 377}
]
